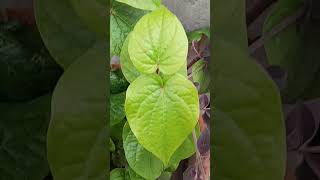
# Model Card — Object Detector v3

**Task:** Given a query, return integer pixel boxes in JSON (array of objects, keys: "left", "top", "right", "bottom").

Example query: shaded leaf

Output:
[
  {"left": 0, "top": 94, "right": 52, "bottom": 180},
  {"left": 110, "top": 70, "right": 129, "bottom": 94},
  {"left": 47, "top": 43, "right": 107, "bottom": 180},
  {"left": 69, "top": 0, "right": 107, "bottom": 36},
  {"left": 34, "top": 0, "right": 101, "bottom": 69}
]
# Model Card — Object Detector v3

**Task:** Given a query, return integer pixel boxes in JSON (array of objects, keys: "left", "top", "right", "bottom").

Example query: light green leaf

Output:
[
  {"left": 213, "top": 40, "right": 285, "bottom": 179},
  {"left": 123, "top": 122, "right": 164, "bottom": 179},
  {"left": 123, "top": 122, "right": 199, "bottom": 178},
  {"left": 0, "top": 95, "right": 51, "bottom": 180},
  {"left": 34, "top": 0, "right": 101, "bottom": 69},
  {"left": 111, "top": 1, "right": 146, "bottom": 56},
  {"left": 47, "top": 43, "right": 107, "bottom": 180},
  {"left": 167, "top": 124, "right": 200, "bottom": 171},
  {"left": 128, "top": 167, "right": 149, "bottom": 180},
  {"left": 120, "top": 33, "right": 140, "bottom": 83},
  {"left": 120, "top": 33, "right": 187, "bottom": 83},
  {"left": 128, "top": 7, "right": 188, "bottom": 75},
  {"left": 110, "top": 168, "right": 129, "bottom": 180},
  {"left": 69, "top": 0, "right": 107, "bottom": 36},
  {"left": 125, "top": 74, "right": 199, "bottom": 164},
  {"left": 116, "top": 0, "right": 161, "bottom": 11},
  {"left": 111, "top": 92, "right": 126, "bottom": 126}
]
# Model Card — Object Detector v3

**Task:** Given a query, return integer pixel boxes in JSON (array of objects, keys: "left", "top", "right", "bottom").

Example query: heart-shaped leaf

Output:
[
  {"left": 34, "top": 0, "right": 101, "bottom": 69},
  {"left": 213, "top": 0, "right": 285, "bottom": 179},
  {"left": 213, "top": 40, "right": 285, "bottom": 179},
  {"left": 69, "top": 0, "right": 107, "bottom": 36},
  {"left": 115, "top": 0, "right": 161, "bottom": 11},
  {"left": 111, "top": 1, "right": 146, "bottom": 57},
  {"left": 128, "top": 7, "right": 188, "bottom": 75},
  {"left": 120, "top": 33, "right": 187, "bottom": 83},
  {"left": 123, "top": 122, "right": 199, "bottom": 178},
  {"left": 47, "top": 43, "right": 107, "bottom": 180},
  {"left": 0, "top": 94, "right": 51, "bottom": 180},
  {"left": 111, "top": 92, "right": 126, "bottom": 126},
  {"left": 125, "top": 73, "right": 199, "bottom": 164}
]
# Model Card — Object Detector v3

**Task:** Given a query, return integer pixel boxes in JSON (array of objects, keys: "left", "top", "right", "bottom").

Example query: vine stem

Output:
[
  {"left": 187, "top": 40, "right": 202, "bottom": 70},
  {"left": 192, "top": 129, "right": 206, "bottom": 179}
]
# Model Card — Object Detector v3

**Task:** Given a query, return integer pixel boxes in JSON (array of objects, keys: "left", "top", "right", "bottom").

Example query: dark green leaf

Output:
[
  {"left": 35, "top": 0, "right": 101, "bottom": 69},
  {"left": 69, "top": 0, "right": 107, "bottom": 36},
  {"left": 111, "top": 92, "right": 126, "bottom": 126},
  {"left": 264, "top": 0, "right": 320, "bottom": 102},
  {"left": 213, "top": 39, "right": 285, "bottom": 179},
  {"left": 111, "top": 70, "right": 129, "bottom": 94},
  {"left": 0, "top": 94, "right": 52, "bottom": 180},
  {"left": 191, "top": 59, "right": 210, "bottom": 94},
  {"left": 47, "top": 43, "right": 107, "bottom": 180},
  {"left": 0, "top": 22, "right": 62, "bottom": 101},
  {"left": 111, "top": 1, "right": 146, "bottom": 56}
]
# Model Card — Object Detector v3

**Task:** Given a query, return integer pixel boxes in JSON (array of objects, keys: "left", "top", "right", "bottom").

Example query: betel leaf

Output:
[
  {"left": 123, "top": 122, "right": 199, "bottom": 178},
  {"left": 120, "top": 33, "right": 187, "bottom": 83},
  {"left": 0, "top": 24, "right": 62, "bottom": 101},
  {"left": 111, "top": 1, "right": 146, "bottom": 56},
  {"left": 128, "top": 6, "right": 188, "bottom": 75},
  {"left": 192, "top": 59, "right": 210, "bottom": 94},
  {"left": 110, "top": 70, "right": 130, "bottom": 94},
  {"left": 110, "top": 168, "right": 129, "bottom": 180},
  {"left": 69, "top": 0, "right": 107, "bottom": 36},
  {"left": 115, "top": 0, "right": 161, "bottom": 11},
  {"left": 187, "top": 27, "right": 210, "bottom": 43},
  {"left": 166, "top": 123, "right": 200, "bottom": 171},
  {"left": 123, "top": 122, "right": 164, "bottom": 179},
  {"left": 213, "top": 40, "right": 285, "bottom": 179},
  {"left": 120, "top": 33, "right": 140, "bottom": 83},
  {"left": 127, "top": 167, "right": 148, "bottom": 180},
  {"left": 0, "top": 94, "right": 51, "bottom": 180},
  {"left": 47, "top": 43, "right": 107, "bottom": 180},
  {"left": 157, "top": 172, "right": 172, "bottom": 180},
  {"left": 213, "top": 0, "right": 285, "bottom": 179},
  {"left": 111, "top": 92, "right": 126, "bottom": 126},
  {"left": 125, "top": 73, "right": 199, "bottom": 164},
  {"left": 111, "top": 118, "right": 126, "bottom": 141},
  {"left": 34, "top": 0, "right": 100, "bottom": 69}
]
